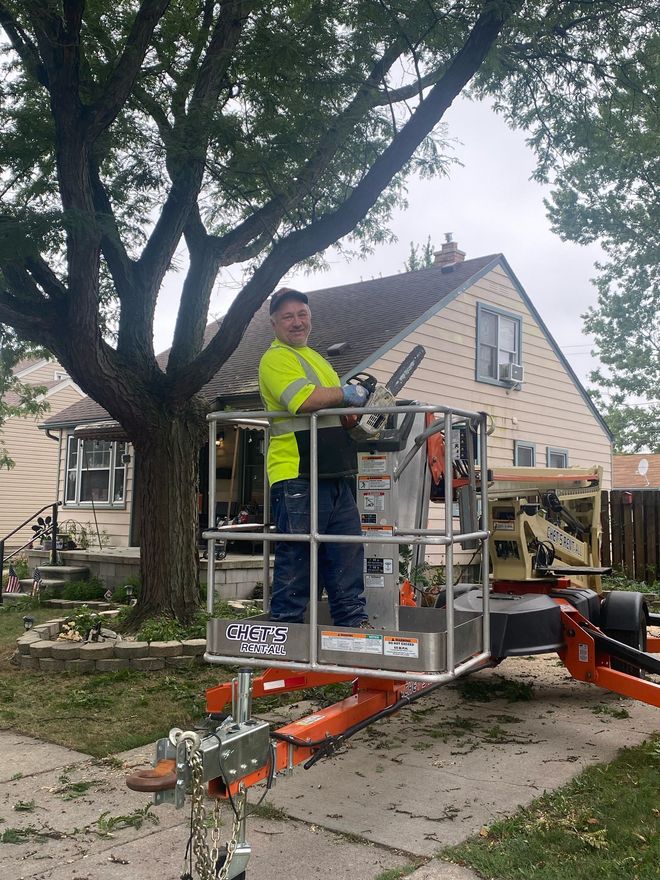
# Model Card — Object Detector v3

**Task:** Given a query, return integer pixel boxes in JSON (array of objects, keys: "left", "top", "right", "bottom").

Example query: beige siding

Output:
[
  {"left": 56, "top": 430, "right": 133, "bottom": 548},
  {"left": 17, "top": 360, "right": 68, "bottom": 386},
  {"left": 368, "top": 265, "right": 611, "bottom": 478},
  {"left": 0, "top": 384, "right": 84, "bottom": 549},
  {"left": 367, "top": 266, "right": 612, "bottom": 564}
]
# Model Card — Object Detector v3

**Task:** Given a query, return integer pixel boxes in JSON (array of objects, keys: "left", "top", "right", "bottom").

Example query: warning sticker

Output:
[
  {"left": 365, "top": 575, "right": 385, "bottom": 588},
  {"left": 297, "top": 715, "right": 326, "bottom": 726},
  {"left": 384, "top": 636, "right": 419, "bottom": 659},
  {"left": 362, "top": 524, "right": 394, "bottom": 538},
  {"left": 359, "top": 455, "right": 387, "bottom": 474},
  {"left": 363, "top": 492, "right": 386, "bottom": 511},
  {"left": 358, "top": 475, "right": 391, "bottom": 491},
  {"left": 361, "top": 513, "right": 378, "bottom": 525},
  {"left": 365, "top": 557, "right": 393, "bottom": 575},
  {"left": 493, "top": 521, "right": 515, "bottom": 531},
  {"left": 578, "top": 643, "right": 589, "bottom": 663},
  {"left": 321, "top": 631, "right": 383, "bottom": 654}
]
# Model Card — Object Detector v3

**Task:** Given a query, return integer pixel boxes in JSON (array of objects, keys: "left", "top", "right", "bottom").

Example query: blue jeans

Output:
[{"left": 269, "top": 478, "right": 367, "bottom": 626}]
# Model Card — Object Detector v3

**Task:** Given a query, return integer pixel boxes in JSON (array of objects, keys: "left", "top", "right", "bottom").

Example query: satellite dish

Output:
[{"left": 637, "top": 458, "right": 649, "bottom": 477}]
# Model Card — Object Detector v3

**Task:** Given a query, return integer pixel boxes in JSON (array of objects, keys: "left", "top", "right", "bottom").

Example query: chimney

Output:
[{"left": 434, "top": 232, "right": 465, "bottom": 267}]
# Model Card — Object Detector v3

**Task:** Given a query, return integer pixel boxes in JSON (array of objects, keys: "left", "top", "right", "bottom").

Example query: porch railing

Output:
[{"left": 0, "top": 501, "right": 61, "bottom": 602}]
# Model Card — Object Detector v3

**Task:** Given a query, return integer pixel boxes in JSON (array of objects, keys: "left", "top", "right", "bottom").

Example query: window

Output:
[
  {"left": 514, "top": 441, "right": 535, "bottom": 467},
  {"left": 547, "top": 447, "right": 569, "bottom": 468},
  {"left": 65, "top": 436, "right": 127, "bottom": 506},
  {"left": 476, "top": 304, "right": 522, "bottom": 385}
]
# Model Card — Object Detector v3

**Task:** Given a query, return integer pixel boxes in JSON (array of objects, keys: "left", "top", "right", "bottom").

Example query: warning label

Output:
[
  {"left": 358, "top": 455, "right": 387, "bottom": 474},
  {"left": 363, "top": 492, "right": 386, "bottom": 511},
  {"left": 362, "top": 524, "right": 394, "bottom": 538},
  {"left": 365, "top": 575, "right": 385, "bottom": 588},
  {"left": 321, "top": 631, "right": 383, "bottom": 654},
  {"left": 358, "top": 475, "right": 391, "bottom": 491},
  {"left": 361, "top": 513, "right": 378, "bottom": 525},
  {"left": 384, "top": 636, "right": 419, "bottom": 659},
  {"left": 365, "top": 557, "right": 393, "bottom": 575}
]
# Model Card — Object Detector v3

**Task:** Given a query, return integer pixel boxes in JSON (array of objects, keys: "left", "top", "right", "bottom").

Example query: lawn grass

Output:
[
  {"left": 0, "top": 603, "right": 233, "bottom": 756},
  {"left": 440, "top": 734, "right": 660, "bottom": 880}
]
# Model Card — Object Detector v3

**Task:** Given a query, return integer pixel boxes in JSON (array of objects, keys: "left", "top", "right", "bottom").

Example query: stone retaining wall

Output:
[{"left": 13, "top": 618, "right": 207, "bottom": 672}]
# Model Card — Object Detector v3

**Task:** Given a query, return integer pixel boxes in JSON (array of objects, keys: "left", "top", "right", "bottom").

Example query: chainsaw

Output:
[{"left": 341, "top": 344, "right": 426, "bottom": 441}]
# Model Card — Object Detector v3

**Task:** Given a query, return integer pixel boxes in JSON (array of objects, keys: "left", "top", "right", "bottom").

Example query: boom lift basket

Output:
[{"left": 203, "top": 402, "right": 492, "bottom": 683}]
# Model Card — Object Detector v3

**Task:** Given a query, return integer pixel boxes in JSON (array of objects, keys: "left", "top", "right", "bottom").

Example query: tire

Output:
[{"left": 604, "top": 608, "right": 647, "bottom": 678}]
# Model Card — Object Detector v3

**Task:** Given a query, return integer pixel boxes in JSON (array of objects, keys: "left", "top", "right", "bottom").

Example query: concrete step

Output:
[
  {"left": 1, "top": 592, "right": 30, "bottom": 604},
  {"left": 28, "top": 565, "right": 90, "bottom": 582},
  {"left": 19, "top": 578, "right": 68, "bottom": 596}
]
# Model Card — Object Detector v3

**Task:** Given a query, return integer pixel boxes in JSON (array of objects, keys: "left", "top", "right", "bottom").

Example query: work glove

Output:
[{"left": 341, "top": 383, "right": 370, "bottom": 407}]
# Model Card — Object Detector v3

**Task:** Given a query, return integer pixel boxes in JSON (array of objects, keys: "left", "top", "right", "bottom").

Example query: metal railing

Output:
[
  {"left": 1, "top": 501, "right": 61, "bottom": 602},
  {"left": 203, "top": 402, "right": 491, "bottom": 682}
]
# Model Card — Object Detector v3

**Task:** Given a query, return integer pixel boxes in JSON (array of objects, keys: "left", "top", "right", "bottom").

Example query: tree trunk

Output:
[{"left": 131, "top": 408, "right": 206, "bottom": 623}]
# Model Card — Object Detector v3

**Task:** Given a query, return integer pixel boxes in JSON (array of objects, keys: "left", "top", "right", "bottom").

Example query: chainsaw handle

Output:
[
  {"left": 126, "top": 759, "right": 177, "bottom": 793},
  {"left": 344, "top": 372, "right": 378, "bottom": 394}
]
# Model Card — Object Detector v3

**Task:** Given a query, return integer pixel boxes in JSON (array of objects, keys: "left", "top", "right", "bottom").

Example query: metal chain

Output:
[{"left": 182, "top": 732, "right": 241, "bottom": 880}]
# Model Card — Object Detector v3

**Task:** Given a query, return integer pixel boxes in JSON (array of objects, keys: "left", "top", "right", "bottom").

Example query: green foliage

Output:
[
  {"left": 404, "top": 236, "right": 435, "bottom": 271},
  {"left": 136, "top": 601, "right": 259, "bottom": 641},
  {"left": 602, "top": 569, "right": 659, "bottom": 595},
  {"left": 60, "top": 578, "right": 106, "bottom": 602},
  {"left": 456, "top": 674, "right": 534, "bottom": 703},
  {"left": 502, "top": 27, "right": 659, "bottom": 451},
  {"left": 110, "top": 578, "right": 142, "bottom": 604},
  {"left": 442, "top": 735, "right": 660, "bottom": 880},
  {"left": 95, "top": 804, "right": 159, "bottom": 837},
  {"left": 61, "top": 606, "right": 104, "bottom": 641}
]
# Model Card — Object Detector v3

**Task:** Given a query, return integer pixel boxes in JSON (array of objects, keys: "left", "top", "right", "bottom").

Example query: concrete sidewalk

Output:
[{"left": 1, "top": 656, "right": 658, "bottom": 880}]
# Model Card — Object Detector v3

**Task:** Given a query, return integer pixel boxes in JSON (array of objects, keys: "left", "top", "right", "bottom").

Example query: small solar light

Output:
[
  {"left": 125, "top": 585, "right": 133, "bottom": 600},
  {"left": 23, "top": 616, "right": 35, "bottom": 631}
]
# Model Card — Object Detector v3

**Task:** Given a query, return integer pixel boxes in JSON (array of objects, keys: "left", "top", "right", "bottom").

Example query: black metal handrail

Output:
[{"left": 1, "top": 501, "right": 61, "bottom": 602}]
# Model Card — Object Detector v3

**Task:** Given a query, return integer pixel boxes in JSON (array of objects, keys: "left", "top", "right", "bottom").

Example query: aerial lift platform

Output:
[{"left": 127, "top": 391, "right": 659, "bottom": 880}]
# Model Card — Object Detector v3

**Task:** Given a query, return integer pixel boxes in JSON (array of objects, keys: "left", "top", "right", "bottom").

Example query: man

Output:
[{"left": 259, "top": 287, "right": 371, "bottom": 627}]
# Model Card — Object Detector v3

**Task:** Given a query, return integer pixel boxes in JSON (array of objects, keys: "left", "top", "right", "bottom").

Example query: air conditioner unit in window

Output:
[{"left": 500, "top": 363, "right": 524, "bottom": 384}]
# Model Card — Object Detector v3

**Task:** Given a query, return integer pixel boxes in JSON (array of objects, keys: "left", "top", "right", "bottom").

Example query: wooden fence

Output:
[{"left": 601, "top": 489, "right": 660, "bottom": 584}]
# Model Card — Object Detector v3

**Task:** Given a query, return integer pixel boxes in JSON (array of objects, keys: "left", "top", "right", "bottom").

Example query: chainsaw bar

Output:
[
  {"left": 347, "top": 344, "right": 426, "bottom": 442},
  {"left": 385, "top": 344, "right": 426, "bottom": 397}
]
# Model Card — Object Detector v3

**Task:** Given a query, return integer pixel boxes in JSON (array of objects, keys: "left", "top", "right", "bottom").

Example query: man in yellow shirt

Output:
[{"left": 259, "top": 288, "right": 370, "bottom": 627}]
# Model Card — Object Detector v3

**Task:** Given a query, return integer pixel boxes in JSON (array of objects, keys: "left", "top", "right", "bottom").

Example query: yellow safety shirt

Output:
[{"left": 258, "top": 339, "right": 357, "bottom": 485}]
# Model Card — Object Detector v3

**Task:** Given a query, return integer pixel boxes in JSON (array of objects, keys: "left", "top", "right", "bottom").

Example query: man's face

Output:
[{"left": 271, "top": 299, "right": 312, "bottom": 347}]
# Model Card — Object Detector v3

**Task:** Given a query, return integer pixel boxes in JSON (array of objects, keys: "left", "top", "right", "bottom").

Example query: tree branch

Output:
[
  {"left": 171, "top": 0, "right": 518, "bottom": 400},
  {"left": 86, "top": 0, "right": 171, "bottom": 141},
  {"left": 0, "top": 2, "right": 48, "bottom": 87}
]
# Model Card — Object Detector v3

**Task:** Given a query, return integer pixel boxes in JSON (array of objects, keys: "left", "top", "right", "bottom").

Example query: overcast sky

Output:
[{"left": 154, "top": 96, "right": 604, "bottom": 386}]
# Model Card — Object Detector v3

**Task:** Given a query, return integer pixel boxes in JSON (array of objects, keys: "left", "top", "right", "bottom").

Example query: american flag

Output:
[
  {"left": 5, "top": 565, "right": 21, "bottom": 594},
  {"left": 31, "top": 567, "right": 43, "bottom": 598}
]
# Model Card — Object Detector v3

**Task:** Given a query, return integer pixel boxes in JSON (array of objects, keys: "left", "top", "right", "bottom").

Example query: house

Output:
[
  {"left": 613, "top": 453, "right": 660, "bottom": 488},
  {"left": 41, "top": 241, "right": 613, "bottom": 549},
  {"left": 1, "top": 358, "right": 85, "bottom": 549}
]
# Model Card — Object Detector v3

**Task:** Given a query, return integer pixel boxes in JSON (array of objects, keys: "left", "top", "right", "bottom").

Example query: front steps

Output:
[{"left": 2, "top": 564, "right": 90, "bottom": 602}]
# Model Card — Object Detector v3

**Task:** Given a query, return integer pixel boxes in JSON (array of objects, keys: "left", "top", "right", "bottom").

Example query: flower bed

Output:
[{"left": 13, "top": 614, "right": 206, "bottom": 672}]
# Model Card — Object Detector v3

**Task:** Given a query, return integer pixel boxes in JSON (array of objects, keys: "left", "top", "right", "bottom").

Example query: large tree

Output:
[
  {"left": 0, "top": 2, "right": 654, "bottom": 620},
  {"left": 515, "top": 28, "right": 658, "bottom": 451}
]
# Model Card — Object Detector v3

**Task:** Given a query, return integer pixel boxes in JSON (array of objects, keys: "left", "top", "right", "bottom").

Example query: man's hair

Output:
[{"left": 269, "top": 287, "right": 309, "bottom": 315}]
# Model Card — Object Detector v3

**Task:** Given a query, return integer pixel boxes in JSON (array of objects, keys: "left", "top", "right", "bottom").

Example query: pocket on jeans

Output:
[{"left": 284, "top": 481, "right": 310, "bottom": 532}]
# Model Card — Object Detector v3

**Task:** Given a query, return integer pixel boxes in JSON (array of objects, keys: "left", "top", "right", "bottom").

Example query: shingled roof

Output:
[{"left": 43, "top": 253, "right": 500, "bottom": 429}]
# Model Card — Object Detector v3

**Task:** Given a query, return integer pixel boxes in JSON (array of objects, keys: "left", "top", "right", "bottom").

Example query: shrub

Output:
[
  {"left": 60, "top": 578, "right": 106, "bottom": 601},
  {"left": 112, "top": 578, "right": 142, "bottom": 604}
]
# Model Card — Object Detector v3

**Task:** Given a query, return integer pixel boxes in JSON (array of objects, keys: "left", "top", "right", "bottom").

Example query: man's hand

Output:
[{"left": 341, "top": 384, "right": 370, "bottom": 407}]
